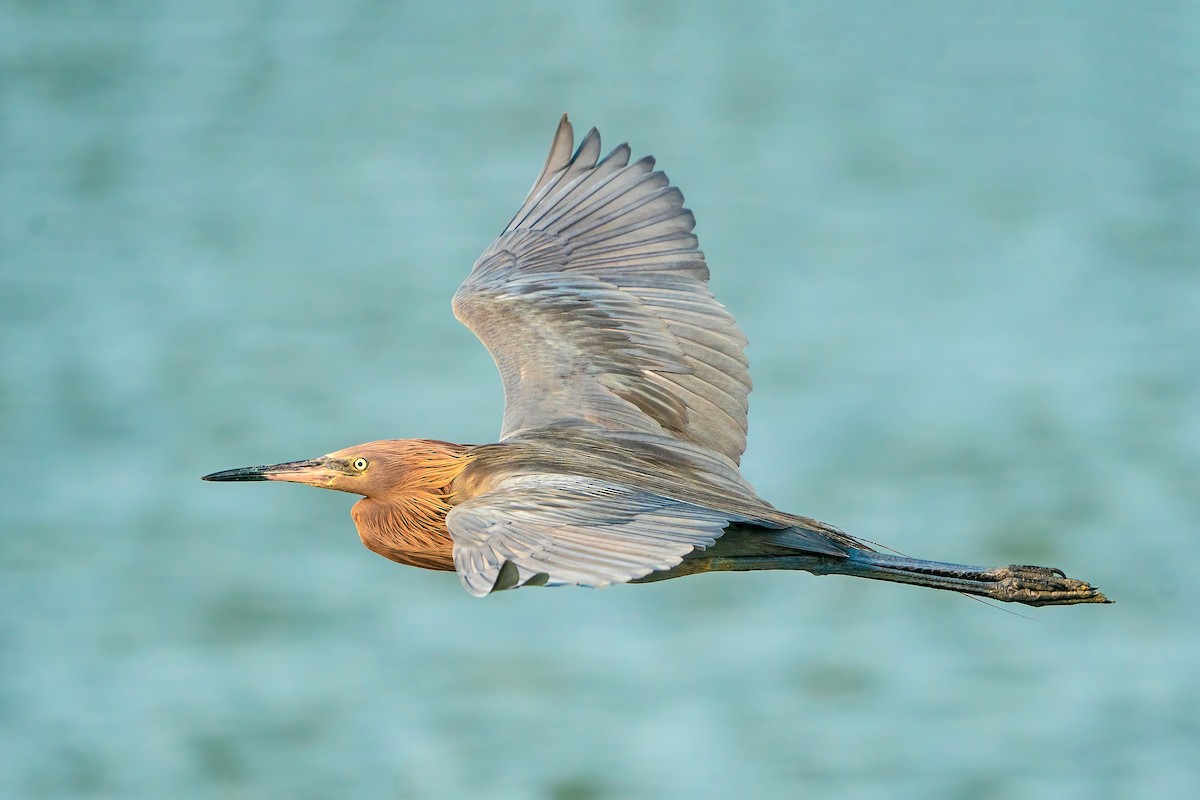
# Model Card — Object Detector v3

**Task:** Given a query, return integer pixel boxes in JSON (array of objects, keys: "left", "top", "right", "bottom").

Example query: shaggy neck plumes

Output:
[{"left": 350, "top": 440, "right": 470, "bottom": 571}]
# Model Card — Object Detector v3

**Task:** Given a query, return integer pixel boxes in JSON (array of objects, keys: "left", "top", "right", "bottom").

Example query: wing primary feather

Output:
[
  {"left": 528, "top": 161, "right": 660, "bottom": 233},
  {"left": 559, "top": 184, "right": 680, "bottom": 239},
  {"left": 507, "top": 114, "right": 575, "bottom": 229}
]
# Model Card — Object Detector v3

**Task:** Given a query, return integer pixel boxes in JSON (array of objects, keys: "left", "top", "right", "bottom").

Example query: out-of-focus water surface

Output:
[{"left": 3, "top": 2, "right": 1198, "bottom": 798}]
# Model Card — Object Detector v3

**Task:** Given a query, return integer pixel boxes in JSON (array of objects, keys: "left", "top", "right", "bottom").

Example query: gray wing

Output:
[
  {"left": 453, "top": 115, "right": 752, "bottom": 465},
  {"left": 446, "top": 473, "right": 735, "bottom": 596}
]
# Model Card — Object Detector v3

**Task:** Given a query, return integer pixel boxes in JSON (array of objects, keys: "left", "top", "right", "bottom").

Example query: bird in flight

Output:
[{"left": 204, "top": 116, "right": 1108, "bottom": 606}]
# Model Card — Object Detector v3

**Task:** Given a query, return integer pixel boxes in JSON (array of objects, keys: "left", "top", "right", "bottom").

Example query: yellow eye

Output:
[{"left": 352, "top": 457, "right": 369, "bottom": 472}]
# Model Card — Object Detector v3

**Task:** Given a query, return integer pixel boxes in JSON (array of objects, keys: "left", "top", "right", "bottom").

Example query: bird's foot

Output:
[{"left": 981, "top": 564, "right": 1110, "bottom": 606}]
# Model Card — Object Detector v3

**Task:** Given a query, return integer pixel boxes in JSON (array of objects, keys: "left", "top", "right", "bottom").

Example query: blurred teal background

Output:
[{"left": 2, "top": 1, "right": 1198, "bottom": 798}]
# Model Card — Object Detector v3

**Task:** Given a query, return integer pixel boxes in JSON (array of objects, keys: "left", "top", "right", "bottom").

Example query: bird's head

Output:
[{"left": 202, "top": 439, "right": 468, "bottom": 500}]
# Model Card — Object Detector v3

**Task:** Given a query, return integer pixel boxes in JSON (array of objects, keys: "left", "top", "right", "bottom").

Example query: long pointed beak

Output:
[{"left": 202, "top": 458, "right": 340, "bottom": 486}]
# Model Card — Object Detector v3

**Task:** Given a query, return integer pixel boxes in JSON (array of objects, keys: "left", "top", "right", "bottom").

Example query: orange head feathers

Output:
[{"left": 203, "top": 439, "right": 470, "bottom": 570}]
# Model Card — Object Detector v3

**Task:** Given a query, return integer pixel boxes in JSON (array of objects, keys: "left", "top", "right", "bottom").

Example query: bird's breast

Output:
[{"left": 351, "top": 497, "right": 456, "bottom": 572}]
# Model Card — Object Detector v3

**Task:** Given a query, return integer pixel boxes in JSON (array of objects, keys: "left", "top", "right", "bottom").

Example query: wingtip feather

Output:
[{"left": 545, "top": 114, "right": 575, "bottom": 177}]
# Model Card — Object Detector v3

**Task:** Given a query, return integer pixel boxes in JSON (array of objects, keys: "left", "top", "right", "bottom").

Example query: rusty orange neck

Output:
[{"left": 351, "top": 440, "right": 471, "bottom": 571}]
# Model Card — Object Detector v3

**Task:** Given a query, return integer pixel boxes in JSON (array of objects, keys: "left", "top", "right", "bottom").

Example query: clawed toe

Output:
[{"left": 983, "top": 564, "right": 1110, "bottom": 606}]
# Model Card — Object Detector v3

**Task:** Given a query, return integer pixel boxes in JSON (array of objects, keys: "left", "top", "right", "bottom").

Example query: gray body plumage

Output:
[{"left": 449, "top": 427, "right": 857, "bottom": 596}]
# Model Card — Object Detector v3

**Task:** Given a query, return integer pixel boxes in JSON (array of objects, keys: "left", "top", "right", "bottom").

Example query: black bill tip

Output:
[
  {"left": 201, "top": 458, "right": 328, "bottom": 483},
  {"left": 201, "top": 465, "right": 272, "bottom": 482}
]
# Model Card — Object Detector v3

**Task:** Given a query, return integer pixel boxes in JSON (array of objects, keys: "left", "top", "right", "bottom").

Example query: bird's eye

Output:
[{"left": 352, "top": 458, "right": 369, "bottom": 472}]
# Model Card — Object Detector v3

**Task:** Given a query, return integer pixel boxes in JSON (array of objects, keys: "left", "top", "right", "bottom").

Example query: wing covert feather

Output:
[{"left": 446, "top": 474, "right": 734, "bottom": 596}]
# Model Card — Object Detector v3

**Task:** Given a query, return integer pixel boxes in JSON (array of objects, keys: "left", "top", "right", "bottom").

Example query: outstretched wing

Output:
[
  {"left": 446, "top": 473, "right": 735, "bottom": 596},
  {"left": 453, "top": 115, "right": 752, "bottom": 465}
]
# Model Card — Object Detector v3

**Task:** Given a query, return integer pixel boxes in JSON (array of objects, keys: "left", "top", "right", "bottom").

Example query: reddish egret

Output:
[{"left": 204, "top": 116, "right": 1108, "bottom": 605}]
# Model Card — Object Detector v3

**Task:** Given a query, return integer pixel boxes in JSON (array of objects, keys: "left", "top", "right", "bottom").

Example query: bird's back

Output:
[{"left": 454, "top": 425, "right": 861, "bottom": 555}]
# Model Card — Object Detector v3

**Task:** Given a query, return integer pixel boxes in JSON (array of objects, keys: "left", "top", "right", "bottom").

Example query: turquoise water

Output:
[{"left": 3, "top": 2, "right": 1198, "bottom": 797}]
